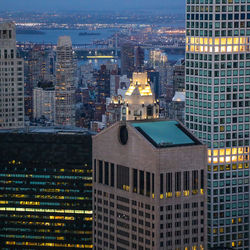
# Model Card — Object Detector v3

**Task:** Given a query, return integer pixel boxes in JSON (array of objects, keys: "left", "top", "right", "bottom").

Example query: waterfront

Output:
[{"left": 16, "top": 28, "right": 118, "bottom": 44}]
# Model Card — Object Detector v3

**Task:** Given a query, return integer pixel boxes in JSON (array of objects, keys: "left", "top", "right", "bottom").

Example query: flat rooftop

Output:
[
  {"left": 0, "top": 126, "right": 95, "bottom": 135},
  {"left": 131, "top": 120, "right": 201, "bottom": 148}
]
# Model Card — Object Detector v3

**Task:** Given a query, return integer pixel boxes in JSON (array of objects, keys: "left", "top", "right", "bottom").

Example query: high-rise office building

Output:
[
  {"left": 0, "top": 22, "right": 24, "bottom": 129},
  {"left": 55, "top": 36, "right": 75, "bottom": 126},
  {"left": 33, "top": 82, "right": 55, "bottom": 123},
  {"left": 173, "top": 59, "right": 185, "bottom": 93},
  {"left": 135, "top": 46, "right": 145, "bottom": 71},
  {"left": 121, "top": 43, "right": 135, "bottom": 78},
  {"left": 93, "top": 120, "right": 207, "bottom": 250},
  {"left": 0, "top": 127, "right": 93, "bottom": 249},
  {"left": 185, "top": 1, "right": 250, "bottom": 249}
]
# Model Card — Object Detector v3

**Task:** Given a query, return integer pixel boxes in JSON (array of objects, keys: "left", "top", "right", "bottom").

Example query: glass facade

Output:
[
  {"left": 185, "top": 0, "right": 250, "bottom": 249},
  {"left": 0, "top": 131, "right": 92, "bottom": 249}
]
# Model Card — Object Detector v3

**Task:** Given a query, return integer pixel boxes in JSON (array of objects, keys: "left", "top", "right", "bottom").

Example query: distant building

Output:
[
  {"left": 149, "top": 49, "right": 168, "bottom": 68},
  {"left": 55, "top": 36, "right": 76, "bottom": 126},
  {"left": 110, "top": 74, "right": 130, "bottom": 97},
  {"left": 96, "top": 65, "right": 111, "bottom": 104},
  {"left": 0, "top": 22, "right": 24, "bottom": 129},
  {"left": 147, "top": 69, "right": 160, "bottom": 99},
  {"left": 33, "top": 82, "right": 55, "bottom": 123},
  {"left": 122, "top": 72, "right": 159, "bottom": 121},
  {"left": 93, "top": 120, "right": 207, "bottom": 250},
  {"left": 173, "top": 59, "right": 185, "bottom": 93},
  {"left": 135, "top": 46, "right": 144, "bottom": 71},
  {"left": 168, "top": 91, "right": 185, "bottom": 124},
  {"left": 0, "top": 127, "right": 93, "bottom": 249},
  {"left": 121, "top": 43, "right": 135, "bottom": 78}
]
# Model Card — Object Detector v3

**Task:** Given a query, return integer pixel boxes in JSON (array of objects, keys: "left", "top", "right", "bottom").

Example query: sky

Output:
[{"left": 0, "top": 0, "right": 185, "bottom": 13}]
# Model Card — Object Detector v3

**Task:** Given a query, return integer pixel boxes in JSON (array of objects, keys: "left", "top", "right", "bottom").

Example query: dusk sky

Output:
[{"left": 0, "top": 0, "right": 185, "bottom": 13}]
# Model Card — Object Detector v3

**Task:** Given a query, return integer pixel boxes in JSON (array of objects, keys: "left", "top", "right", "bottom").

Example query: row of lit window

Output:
[
  {"left": 0, "top": 207, "right": 92, "bottom": 214},
  {"left": 186, "top": 45, "right": 249, "bottom": 53},
  {"left": 187, "top": 37, "right": 249, "bottom": 45},
  {"left": 208, "top": 163, "right": 249, "bottom": 171},
  {"left": 5, "top": 241, "right": 93, "bottom": 248}
]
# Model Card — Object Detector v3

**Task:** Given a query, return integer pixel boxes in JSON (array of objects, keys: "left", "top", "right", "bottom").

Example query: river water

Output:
[{"left": 16, "top": 28, "right": 117, "bottom": 44}]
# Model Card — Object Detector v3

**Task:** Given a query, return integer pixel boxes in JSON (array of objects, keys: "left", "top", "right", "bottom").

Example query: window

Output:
[
  {"left": 105, "top": 162, "right": 109, "bottom": 185},
  {"left": 192, "top": 170, "right": 198, "bottom": 194},
  {"left": 111, "top": 163, "right": 114, "bottom": 187},
  {"left": 133, "top": 169, "right": 138, "bottom": 193},
  {"left": 175, "top": 172, "right": 181, "bottom": 195},
  {"left": 146, "top": 172, "right": 150, "bottom": 197},
  {"left": 117, "top": 165, "right": 129, "bottom": 191},
  {"left": 99, "top": 160, "right": 103, "bottom": 184},
  {"left": 166, "top": 173, "right": 172, "bottom": 196},
  {"left": 140, "top": 171, "right": 144, "bottom": 195}
]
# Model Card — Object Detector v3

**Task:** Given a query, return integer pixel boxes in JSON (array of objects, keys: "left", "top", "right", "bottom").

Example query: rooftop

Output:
[
  {"left": 131, "top": 120, "right": 201, "bottom": 148},
  {"left": 0, "top": 126, "right": 95, "bottom": 135}
]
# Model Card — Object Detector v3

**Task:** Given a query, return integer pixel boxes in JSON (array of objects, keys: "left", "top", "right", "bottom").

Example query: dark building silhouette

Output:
[
  {"left": 173, "top": 59, "right": 185, "bottom": 93},
  {"left": 0, "top": 128, "right": 93, "bottom": 249},
  {"left": 96, "top": 65, "right": 111, "bottom": 104},
  {"left": 135, "top": 46, "right": 144, "bottom": 71},
  {"left": 121, "top": 43, "right": 135, "bottom": 78},
  {"left": 147, "top": 69, "right": 160, "bottom": 99}
]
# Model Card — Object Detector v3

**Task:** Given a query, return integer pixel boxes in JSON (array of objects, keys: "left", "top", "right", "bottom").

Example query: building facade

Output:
[
  {"left": 55, "top": 36, "right": 76, "bottom": 126},
  {"left": 0, "top": 127, "right": 93, "bottom": 248},
  {"left": 121, "top": 43, "right": 135, "bottom": 78},
  {"left": 0, "top": 22, "right": 24, "bottom": 129},
  {"left": 121, "top": 72, "right": 159, "bottom": 121},
  {"left": 185, "top": 1, "right": 250, "bottom": 249},
  {"left": 33, "top": 85, "right": 55, "bottom": 123},
  {"left": 93, "top": 120, "right": 207, "bottom": 250}
]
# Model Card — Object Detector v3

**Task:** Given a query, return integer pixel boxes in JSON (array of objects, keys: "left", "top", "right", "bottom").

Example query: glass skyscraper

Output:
[
  {"left": 0, "top": 128, "right": 93, "bottom": 248},
  {"left": 185, "top": 0, "right": 250, "bottom": 249}
]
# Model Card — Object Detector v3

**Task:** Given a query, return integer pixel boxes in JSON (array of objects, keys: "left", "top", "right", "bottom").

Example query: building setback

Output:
[
  {"left": 0, "top": 22, "right": 24, "bottom": 129},
  {"left": 0, "top": 128, "right": 93, "bottom": 248},
  {"left": 93, "top": 120, "right": 207, "bottom": 250}
]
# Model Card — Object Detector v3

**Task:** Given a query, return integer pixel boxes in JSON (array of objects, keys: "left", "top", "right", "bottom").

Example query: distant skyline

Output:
[{"left": 0, "top": 0, "right": 185, "bottom": 14}]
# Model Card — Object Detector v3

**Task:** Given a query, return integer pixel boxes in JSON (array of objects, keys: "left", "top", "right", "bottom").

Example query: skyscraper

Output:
[
  {"left": 0, "top": 127, "right": 93, "bottom": 249},
  {"left": 55, "top": 36, "right": 75, "bottom": 126},
  {"left": 185, "top": 1, "right": 250, "bottom": 249},
  {"left": 93, "top": 120, "right": 207, "bottom": 250},
  {"left": 121, "top": 43, "right": 135, "bottom": 78},
  {"left": 135, "top": 46, "right": 145, "bottom": 71},
  {"left": 0, "top": 22, "right": 24, "bottom": 129}
]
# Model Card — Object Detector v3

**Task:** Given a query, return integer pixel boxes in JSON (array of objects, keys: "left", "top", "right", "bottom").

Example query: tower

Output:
[
  {"left": 121, "top": 72, "right": 159, "bottom": 121},
  {"left": 93, "top": 120, "right": 207, "bottom": 250},
  {"left": 0, "top": 22, "right": 24, "bottom": 129},
  {"left": 185, "top": 1, "right": 250, "bottom": 249},
  {"left": 121, "top": 43, "right": 135, "bottom": 78},
  {"left": 55, "top": 36, "right": 75, "bottom": 126}
]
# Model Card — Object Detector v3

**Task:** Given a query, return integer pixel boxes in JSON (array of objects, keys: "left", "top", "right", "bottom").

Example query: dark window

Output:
[
  {"left": 99, "top": 160, "right": 103, "bottom": 184},
  {"left": 200, "top": 170, "right": 204, "bottom": 189},
  {"left": 166, "top": 173, "right": 172, "bottom": 192},
  {"left": 146, "top": 172, "right": 150, "bottom": 197},
  {"left": 160, "top": 173, "right": 163, "bottom": 194},
  {"left": 139, "top": 170, "right": 144, "bottom": 195},
  {"left": 175, "top": 172, "right": 181, "bottom": 191},
  {"left": 111, "top": 163, "right": 114, "bottom": 187},
  {"left": 183, "top": 171, "right": 190, "bottom": 190},
  {"left": 152, "top": 173, "right": 155, "bottom": 195},
  {"left": 105, "top": 162, "right": 109, "bottom": 185},
  {"left": 192, "top": 170, "right": 199, "bottom": 193},
  {"left": 133, "top": 169, "right": 138, "bottom": 193},
  {"left": 117, "top": 165, "right": 129, "bottom": 191}
]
